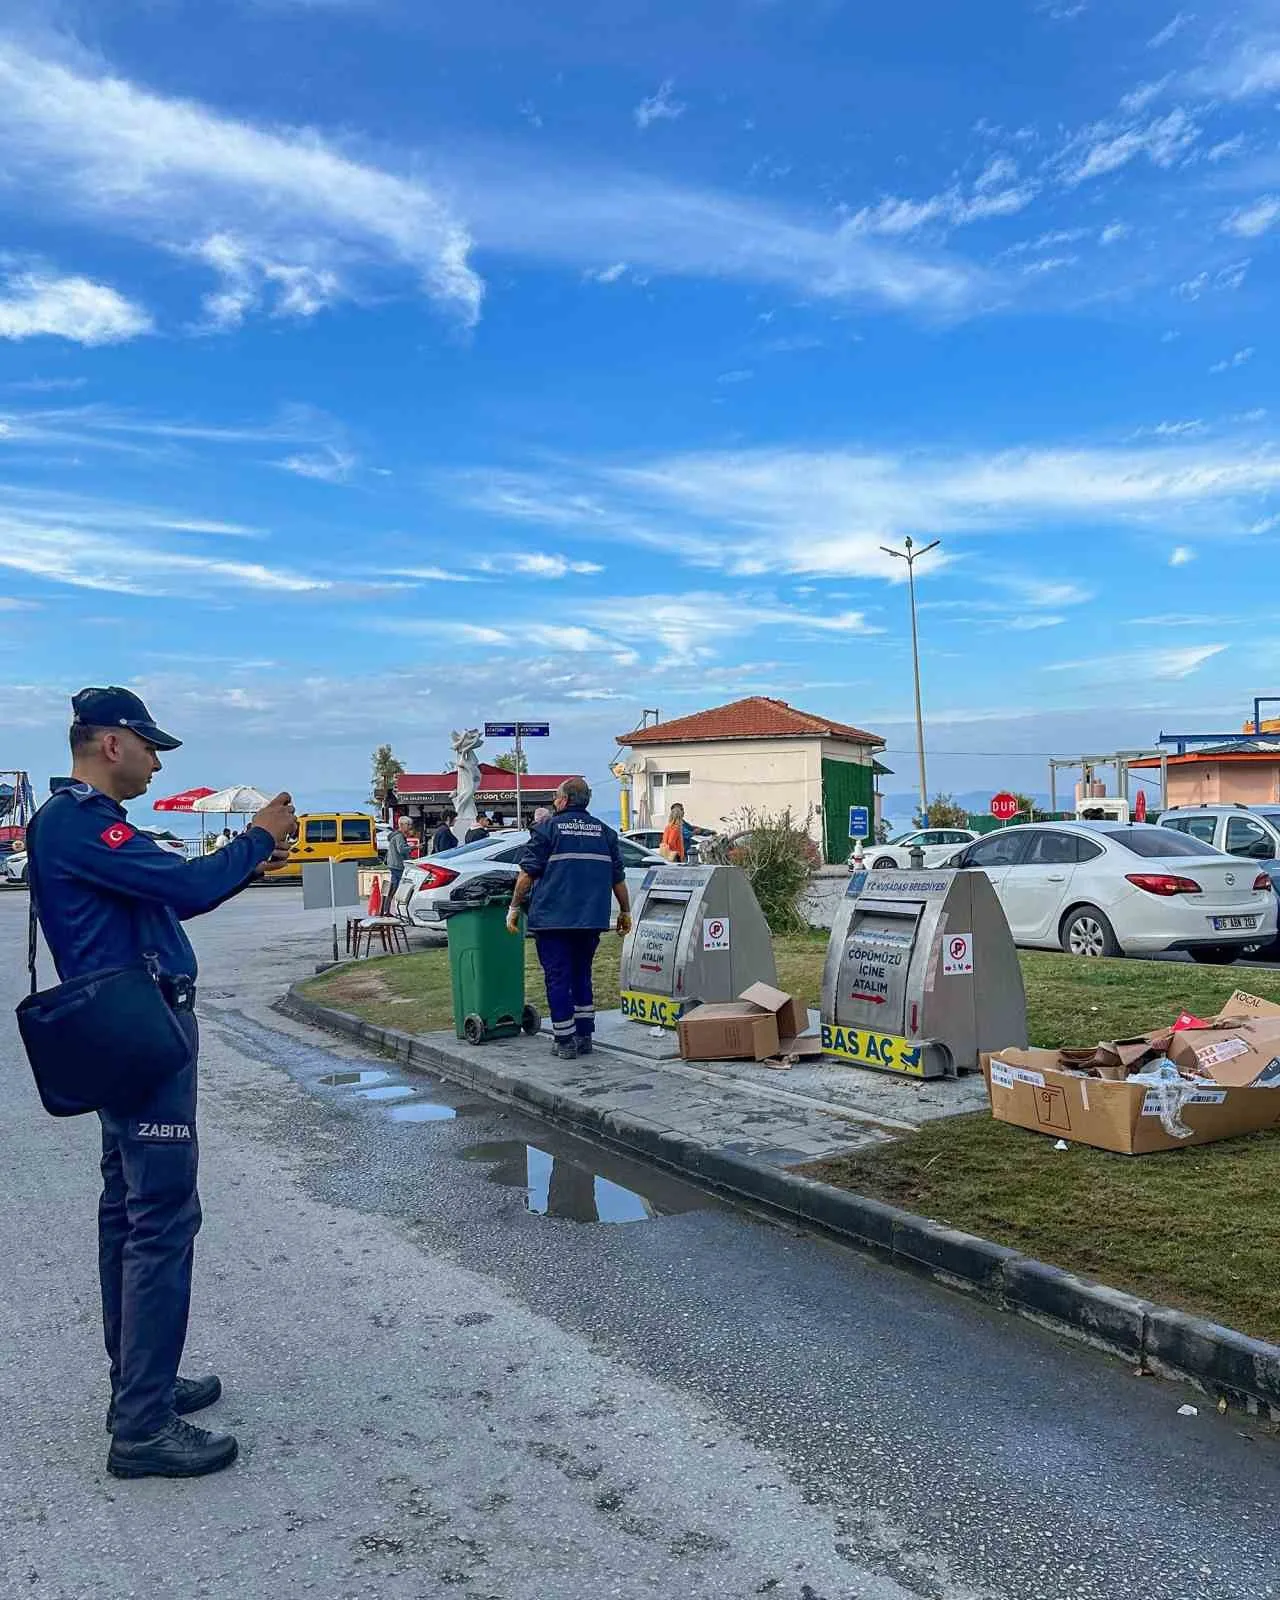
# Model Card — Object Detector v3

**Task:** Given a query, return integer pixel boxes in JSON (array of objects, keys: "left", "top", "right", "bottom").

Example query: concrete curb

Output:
[{"left": 279, "top": 986, "right": 1280, "bottom": 1417}]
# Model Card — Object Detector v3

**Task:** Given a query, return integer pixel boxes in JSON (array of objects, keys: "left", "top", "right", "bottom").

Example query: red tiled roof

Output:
[
  {"left": 395, "top": 762, "right": 577, "bottom": 798},
  {"left": 619, "top": 696, "right": 883, "bottom": 748}
]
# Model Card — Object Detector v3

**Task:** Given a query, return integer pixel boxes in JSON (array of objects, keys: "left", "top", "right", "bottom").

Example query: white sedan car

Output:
[
  {"left": 948, "top": 821, "right": 1277, "bottom": 962},
  {"left": 4, "top": 828, "right": 187, "bottom": 887},
  {"left": 395, "top": 830, "right": 664, "bottom": 930},
  {"left": 867, "top": 826, "right": 979, "bottom": 871}
]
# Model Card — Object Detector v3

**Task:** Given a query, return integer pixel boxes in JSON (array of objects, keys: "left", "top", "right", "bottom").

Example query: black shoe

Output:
[
  {"left": 576, "top": 1036, "right": 594, "bottom": 1056},
  {"left": 551, "top": 1039, "right": 578, "bottom": 1060},
  {"left": 107, "top": 1415, "right": 239, "bottom": 1480},
  {"left": 107, "top": 1373, "right": 222, "bottom": 1433}
]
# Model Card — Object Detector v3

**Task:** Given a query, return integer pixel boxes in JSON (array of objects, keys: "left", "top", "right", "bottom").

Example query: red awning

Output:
[{"left": 153, "top": 786, "right": 217, "bottom": 813}]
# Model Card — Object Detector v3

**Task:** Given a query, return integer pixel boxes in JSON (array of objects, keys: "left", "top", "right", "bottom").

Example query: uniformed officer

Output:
[
  {"left": 26, "top": 687, "right": 297, "bottom": 1480},
  {"left": 507, "top": 776, "right": 632, "bottom": 1058}
]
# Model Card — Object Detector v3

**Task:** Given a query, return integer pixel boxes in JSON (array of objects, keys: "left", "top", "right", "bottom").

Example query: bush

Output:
[{"left": 703, "top": 807, "right": 816, "bottom": 934}]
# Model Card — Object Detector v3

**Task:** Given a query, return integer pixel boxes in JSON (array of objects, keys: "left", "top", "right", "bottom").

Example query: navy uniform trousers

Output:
[
  {"left": 534, "top": 931, "right": 601, "bottom": 1046},
  {"left": 96, "top": 1010, "right": 201, "bottom": 1441}
]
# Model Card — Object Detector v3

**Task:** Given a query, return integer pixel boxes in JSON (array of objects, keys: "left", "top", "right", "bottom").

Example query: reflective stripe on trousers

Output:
[{"left": 534, "top": 931, "right": 602, "bottom": 1038}]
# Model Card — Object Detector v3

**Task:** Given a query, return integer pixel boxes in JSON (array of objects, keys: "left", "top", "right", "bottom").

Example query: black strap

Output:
[{"left": 27, "top": 889, "right": 37, "bottom": 997}]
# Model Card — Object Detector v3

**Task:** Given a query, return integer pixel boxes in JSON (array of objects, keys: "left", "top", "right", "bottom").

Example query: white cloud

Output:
[
  {"left": 1224, "top": 196, "right": 1280, "bottom": 238},
  {"left": 1170, "top": 544, "right": 1195, "bottom": 565},
  {"left": 1148, "top": 12, "right": 1192, "bottom": 49},
  {"left": 1119, "top": 77, "right": 1174, "bottom": 115},
  {"left": 1099, "top": 221, "right": 1130, "bottom": 244},
  {"left": 387, "top": 565, "right": 476, "bottom": 582},
  {"left": 273, "top": 446, "right": 358, "bottom": 483},
  {"left": 454, "top": 433, "right": 1280, "bottom": 578},
  {"left": 190, "top": 232, "right": 342, "bottom": 328},
  {"left": 506, "top": 552, "right": 603, "bottom": 578},
  {"left": 1205, "top": 43, "right": 1280, "bottom": 99},
  {"left": 1209, "top": 347, "right": 1253, "bottom": 373},
  {"left": 0, "top": 272, "right": 151, "bottom": 345},
  {"left": 1044, "top": 644, "right": 1225, "bottom": 680},
  {"left": 848, "top": 167, "right": 1038, "bottom": 237},
  {"left": 584, "top": 262, "right": 628, "bottom": 284},
  {"left": 1007, "top": 614, "right": 1065, "bottom": 630},
  {"left": 0, "top": 39, "right": 481, "bottom": 326},
  {"left": 1061, "top": 106, "right": 1199, "bottom": 185},
  {"left": 1206, "top": 135, "right": 1246, "bottom": 164},
  {"left": 634, "top": 80, "right": 685, "bottom": 131}
]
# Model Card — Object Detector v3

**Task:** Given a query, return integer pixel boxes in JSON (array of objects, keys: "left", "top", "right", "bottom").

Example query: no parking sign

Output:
[
  {"left": 942, "top": 932, "right": 973, "bottom": 976},
  {"left": 703, "top": 916, "right": 730, "bottom": 951}
]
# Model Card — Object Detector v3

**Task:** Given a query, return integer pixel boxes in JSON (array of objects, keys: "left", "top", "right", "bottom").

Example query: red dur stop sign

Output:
[{"left": 990, "top": 792, "right": 1018, "bottom": 822}]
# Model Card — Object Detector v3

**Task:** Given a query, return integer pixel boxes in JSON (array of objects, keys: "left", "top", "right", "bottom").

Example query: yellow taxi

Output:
[{"left": 263, "top": 812, "right": 381, "bottom": 882}]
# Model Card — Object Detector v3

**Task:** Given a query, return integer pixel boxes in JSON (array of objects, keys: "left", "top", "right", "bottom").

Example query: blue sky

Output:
[{"left": 1, "top": 0, "right": 1279, "bottom": 819}]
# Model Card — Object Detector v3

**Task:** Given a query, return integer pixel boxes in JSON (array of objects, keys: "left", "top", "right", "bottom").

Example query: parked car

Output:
[
  {"left": 4, "top": 828, "right": 187, "bottom": 887},
  {"left": 945, "top": 821, "right": 1277, "bottom": 962},
  {"left": 867, "top": 827, "right": 979, "bottom": 870},
  {"left": 394, "top": 830, "right": 664, "bottom": 930},
  {"left": 262, "top": 810, "right": 380, "bottom": 883},
  {"left": 624, "top": 823, "right": 715, "bottom": 861}
]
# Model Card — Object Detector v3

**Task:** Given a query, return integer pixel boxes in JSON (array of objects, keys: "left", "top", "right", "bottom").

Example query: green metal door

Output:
[{"left": 821, "top": 759, "right": 874, "bottom": 864}]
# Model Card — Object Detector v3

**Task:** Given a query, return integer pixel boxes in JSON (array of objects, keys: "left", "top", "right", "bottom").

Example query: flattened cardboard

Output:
[
  {"left": 737, "top": 981, "right": 807, "bottom": 1042},
  {"left": 984, "top": 1048, "right": 1280, "bottom": 1154},
  {"left": 1166, "top": 1016, "right": 1280, "bottom": 1089},
  {"left": 1218, "top": 989, "right": 1280, "bottom": 1022}
]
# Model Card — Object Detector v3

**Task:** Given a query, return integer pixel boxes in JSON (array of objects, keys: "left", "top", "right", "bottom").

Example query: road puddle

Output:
[
  {"left": 389, "top": 1100, "right": 459, "bottom": 1122},
  {"left": 318, "top": 1070, "right": 391, "bottom": 1088},
  {"left": 462, "top": 1139, "right": 705, "bottom": 1224},
  {"left": 356, "top": 1085, "right": 417, "bottom": 1101}
]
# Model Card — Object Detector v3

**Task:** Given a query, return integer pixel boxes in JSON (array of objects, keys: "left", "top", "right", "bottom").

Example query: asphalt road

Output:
[{"left": 2, "top": 885, "right": 1277, "bottom": 1600}]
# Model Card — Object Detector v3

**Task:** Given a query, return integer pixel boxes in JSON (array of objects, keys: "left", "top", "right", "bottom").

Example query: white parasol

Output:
[{"left": 192, "top": 786, "right": 271, "bottom": 814}]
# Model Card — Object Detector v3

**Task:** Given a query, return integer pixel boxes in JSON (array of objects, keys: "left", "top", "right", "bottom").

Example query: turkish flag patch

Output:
[{"left": 101, "top": 822, "right": 135, "bottom": 849}]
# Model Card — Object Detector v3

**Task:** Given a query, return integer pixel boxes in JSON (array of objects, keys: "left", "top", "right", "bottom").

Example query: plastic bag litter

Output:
[
  {"left": 1053, "top": 1139, "right": 1069, "bottom": 1151},
  {"left": 1127, "top": 1057, "right": 1201, "bottom": 1140},
  {"left": 1177, "top": 1404, "right": 1199, "bottom": 1417}
]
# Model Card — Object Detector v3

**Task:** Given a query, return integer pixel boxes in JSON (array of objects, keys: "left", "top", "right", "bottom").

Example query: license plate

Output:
[{"left": 1210, "top": 915, "right": 1258, "bottom": 931}]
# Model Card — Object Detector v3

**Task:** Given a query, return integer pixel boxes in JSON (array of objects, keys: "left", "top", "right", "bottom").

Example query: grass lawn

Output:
[{"left": 300, "top": 938, "right": 1280, "bottom": 1339}]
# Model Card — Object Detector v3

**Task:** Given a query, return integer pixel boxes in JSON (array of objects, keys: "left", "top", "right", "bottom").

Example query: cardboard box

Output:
[
  {"left": 983, "top": 1048, "right": 1280, "bottom": 1154},
  {"left": 1166, "top": 1017, "right": 1280, "bottom": 1088},
  {"left": 678, "top": 982, "right": 821, "bottom": 1062}
]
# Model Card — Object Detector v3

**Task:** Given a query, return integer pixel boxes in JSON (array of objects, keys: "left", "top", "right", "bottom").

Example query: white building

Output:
[{"left": 619, "top": 696, "right": 887, "bottom": 864}]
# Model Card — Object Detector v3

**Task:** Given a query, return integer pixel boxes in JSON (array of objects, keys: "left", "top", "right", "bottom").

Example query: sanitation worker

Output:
[{"left": 506, "top": 776, "right": 631, "bottom": 1058}]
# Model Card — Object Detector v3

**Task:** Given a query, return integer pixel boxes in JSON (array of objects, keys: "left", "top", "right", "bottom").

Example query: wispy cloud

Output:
[
  {"left": 1044, "top": 644, "right": 1225, "bottom": 680},
  {"left": 1148, "top": 12, "right": 1192, "bottom": 50},
  {"left": 503, "top": 552, "right": 603, "bottom": 578},
  {"left": 634, "top": 79, "right": 685, "bottom": 131},
  {"left": 1223, "top": 195, "right": 1280, "bottom": 238},
  {"left": 1059, "top": 106, "right": 1199, "bottom": 185},
  {"left": 847, "top": 158, "right": 1038, "bottom": 237},
  {"left": 453, "top": 432, "right": 1280, "bottom": 578},
  {"left": 1170, "top": 544, "right": 1195, "bottom": 565},
  {"left": 1209, "top": 347, "right": 1253, "bottom": 373},
  {"left": 189, "top": 233, "right": 342, "bottom": 329},
  {"left": 273, "top": 446, "right": 358, "bottom": 484},
  {"left": 0, "top": 271, "right": 151, "bottom": 345},
  {"left": 0, "top": 38, "right": 481, "bottom": 327}
]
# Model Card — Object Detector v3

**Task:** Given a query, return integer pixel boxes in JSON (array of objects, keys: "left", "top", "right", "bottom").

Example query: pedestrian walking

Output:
[
  {"left": 385, "top": 815, "right": 414, "bottom": 895},
  {"left": 23, "top": 687, "right": 296, "bottom": 1481},
  {"left": 533, "top": 806, "right": 553, "bottom": 826},
  {"left": 660, "top": 802, "right": 688, "bottom": 862},
  {"left": 431, "top": 808, "right": 458, "bottom": 854},
  {"left": 464, "top": 813, "right": 492, "bottom": 845},
  {"left": 507, "top": 777, "right": 631, "bottom": 1059}
]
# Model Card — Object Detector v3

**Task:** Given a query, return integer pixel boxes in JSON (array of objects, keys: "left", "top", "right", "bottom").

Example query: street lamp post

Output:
[{"left": 880, "top": 536, "right": 939, "bottom": 827}]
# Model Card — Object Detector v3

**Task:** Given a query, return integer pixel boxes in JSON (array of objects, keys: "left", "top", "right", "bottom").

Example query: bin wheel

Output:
[
  {"left": 463, "top": 1013, "right": 487, "bottom": 1045},
  {"left": 521, "top": 1004, "right": 541, "bottom": 1035}
]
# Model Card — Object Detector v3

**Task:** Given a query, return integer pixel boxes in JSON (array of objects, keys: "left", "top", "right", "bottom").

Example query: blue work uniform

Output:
[
  {"left": 27, "top": 784, "right": 274, "bottom": 1441},
  {"left": 518, "top": 804, "right": 625, "bottom": 1045}
]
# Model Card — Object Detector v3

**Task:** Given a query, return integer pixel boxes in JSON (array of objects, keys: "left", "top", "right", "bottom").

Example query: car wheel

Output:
[
  {"left": 1188, "top": 946, "right": 1242, "bottom": 966},
  {"left": 1060, "top": 905, "right": 1120, "bottom": 958},
  {"left": 872, "top": 856, "right": 897, "bottom": 871}
]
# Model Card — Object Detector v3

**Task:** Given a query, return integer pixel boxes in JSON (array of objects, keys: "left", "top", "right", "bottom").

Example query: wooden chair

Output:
[{"left": 354, "top": 917, "right": 410, "bottom": 958}]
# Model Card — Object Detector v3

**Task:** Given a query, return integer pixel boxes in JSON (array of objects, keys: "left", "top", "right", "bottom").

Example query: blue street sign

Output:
[
  {"left": 518, "top": 722, "right": 550, "bottom": 737},
  {"left": 484, "top": 723, "right": 517, "bottom": 738},
  {"left": 848, "top": 805, "right": 870, "bottom": 840},
  {"left": 484, "top": 721, "right": 549, "bottom": 738}
]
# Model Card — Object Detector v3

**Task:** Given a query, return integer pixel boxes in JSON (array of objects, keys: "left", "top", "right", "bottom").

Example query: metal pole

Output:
[
  {"left": 881, "top": 537, "right": 939, "bottom": 827},
  {"left": 329, "top": 856, "right": 339, "bottom": 963},
  {"left": 515, "top": 725, "right": 523, "bottom": 828}
]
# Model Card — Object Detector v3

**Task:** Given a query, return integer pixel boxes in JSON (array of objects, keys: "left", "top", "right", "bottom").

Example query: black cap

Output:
[{"left": 71, "top": 686, "right": 183, "bottom": 751}]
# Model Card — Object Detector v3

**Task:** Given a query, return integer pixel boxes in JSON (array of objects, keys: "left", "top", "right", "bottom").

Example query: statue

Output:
[{"left": 450, "top": 727, "right": 484, "bottom": 838}]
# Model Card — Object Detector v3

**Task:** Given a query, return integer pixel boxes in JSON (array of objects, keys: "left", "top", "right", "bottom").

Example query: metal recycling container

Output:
[
  {"left": 619, "top": 863, "right": 777, "bottom": 1027},
  {"left": 820, "top": 867, "right": 1027, "bottom": 1078},
  {"left": 442, "top": 890, "right": 541, "bottom": 1045}
]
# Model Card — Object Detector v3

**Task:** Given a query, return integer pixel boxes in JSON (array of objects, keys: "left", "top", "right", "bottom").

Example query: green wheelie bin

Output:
[{"left": 442, "top": 886, "right": 541, "bottom": 1045}]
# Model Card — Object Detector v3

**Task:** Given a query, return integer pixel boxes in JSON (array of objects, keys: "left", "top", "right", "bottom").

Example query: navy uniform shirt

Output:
[
  {"left": 28, "top": 784, "right": 275, "bottom": 982},
  {"left": 518, "top": 804, "right": 625, "bottom": 932}
]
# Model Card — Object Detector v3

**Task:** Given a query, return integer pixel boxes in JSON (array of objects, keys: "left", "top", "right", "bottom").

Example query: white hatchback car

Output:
[
  {"left": 4, "top": 828, "right": 187, "bottom": 886},
  {"left": 947, "top": 821, "right": 1277, "bottom": 962},
  {"left": 867, "top": 827, "right": 979, "bottom": 871},
  {"left": 395, "top": 830, "right": 664, "bottom": 930}
]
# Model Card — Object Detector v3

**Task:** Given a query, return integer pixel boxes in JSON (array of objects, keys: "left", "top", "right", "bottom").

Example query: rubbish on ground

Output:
[
  {"left": 1053, "top": 1139, "right": 1069, "bottom": 1151},
  {"left": 1173, "top": 1011, "right": 1207, "bottom": 1031},
  {"left": 678, "top": 983, "right": 819, "bottom": 1063},
  {"left": 1177, "top": 1404, "right": 1199, "bottom": 1417},
  {"left": 984, "top": 990, "right": 1280, "bottom": 1154}
]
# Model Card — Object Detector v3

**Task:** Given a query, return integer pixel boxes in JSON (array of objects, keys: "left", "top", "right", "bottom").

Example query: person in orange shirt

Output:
[{"left": 660, "top": 802, "right": 687, "bottom": 862}]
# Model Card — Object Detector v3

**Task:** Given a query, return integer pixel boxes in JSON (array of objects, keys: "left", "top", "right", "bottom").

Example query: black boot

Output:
[
  {"left": 576, "top": 1035, "right": 594, "bottom": 1056},
  {"left": 107, "top": 1415, "right": 239, "bottom": 1480},
  {"left": 551, "top": 1039, "right": 578, "bottom": 1060},
  {"left": 107, "top": 1373, "right": 222, "bottom": 1433}
]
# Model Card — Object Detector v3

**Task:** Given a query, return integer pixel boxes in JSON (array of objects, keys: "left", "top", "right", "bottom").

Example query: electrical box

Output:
[
  {"left": 820, "top": 869, "right": 1027, "bottom": 1078},
  {"left": 620, "top": 864, "right": 777, "bottom": 1027}
]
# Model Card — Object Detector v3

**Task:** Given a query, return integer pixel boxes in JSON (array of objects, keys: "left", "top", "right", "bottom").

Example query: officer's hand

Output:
[
  {"left": 252, "top": 792, "right": 298, "bottom": 846},
  {"left": 505, "top": 907, "right": 521, "bottom": 935},
  {"left": 616, "top": 911, "right": 633, "bottom": 936}
]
